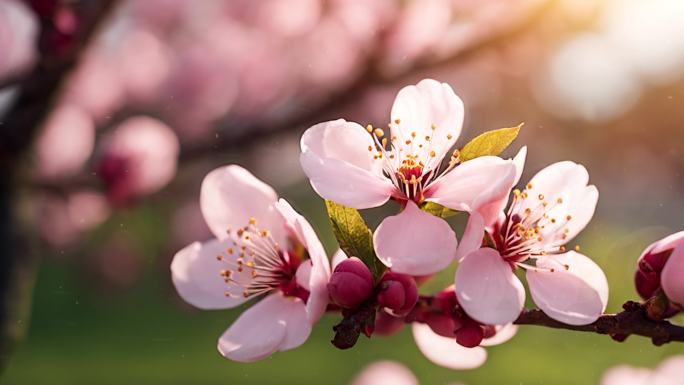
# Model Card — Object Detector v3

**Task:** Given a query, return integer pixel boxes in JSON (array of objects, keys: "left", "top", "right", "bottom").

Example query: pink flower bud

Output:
[
  {"left": 456, "top": 320, "right": 484, "bottom": 348},
  {"left": 422, "top": 312, "right": 460, "bottom": 338},
  {"left": 377, "top": 272, "right": 418, "bottom": 316},
  {"left": 635, "top": 232, "right": 684, "bottom": 310},
  {"left": 327, "top": 257, "right": 373, "bottom": 309}
]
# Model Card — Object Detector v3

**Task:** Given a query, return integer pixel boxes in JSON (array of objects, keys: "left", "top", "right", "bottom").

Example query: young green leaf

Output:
[
  {"left": 420, "top": 201, "right": 459, "bottom": 219},
  {"left": 459, "top": 123, "right": 523, "bottom": 162},
  {"left": 325, "top": 200, "right": 385, "bottom": 279}
]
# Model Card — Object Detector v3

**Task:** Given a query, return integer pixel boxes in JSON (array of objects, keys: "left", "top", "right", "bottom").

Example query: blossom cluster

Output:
[{"left": 169, "top": 79, "right": 678, "bottom": 369}]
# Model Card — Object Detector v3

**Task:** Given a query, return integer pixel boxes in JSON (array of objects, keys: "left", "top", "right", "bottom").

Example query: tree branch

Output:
[{"left": 514, "top": 301, "right": 684, "bottom": 345}]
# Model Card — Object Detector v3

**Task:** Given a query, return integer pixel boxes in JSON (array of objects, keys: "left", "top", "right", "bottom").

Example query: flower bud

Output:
[
  {"left": 635, "top": 232, "right": 684, "bottom": 314},
  {"left": 327, "top": 257, "right": 374, "bottom": 309},
  {"left": 377, "top": 272, "right": 418, "bottom": 316},
  {"left": 456, "top": 320, "right": 484, "bottom": 348}
]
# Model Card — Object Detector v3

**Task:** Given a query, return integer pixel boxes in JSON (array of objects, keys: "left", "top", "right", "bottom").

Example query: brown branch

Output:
[{"left": 514, "top": 301, "right": 684, "bottom": 345}]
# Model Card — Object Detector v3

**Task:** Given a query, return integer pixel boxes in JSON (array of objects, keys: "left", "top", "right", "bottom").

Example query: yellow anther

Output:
[
  {"left": 249, "top": 217, "right": 256, "bottom": 225},
  {"left": 394, "top": 119, "right": 401, "bottom": 124},
  {"left": 538, "top": 194, "right": 545, "bottom": 200},
  {"left": 366, "top": 124, "right": 373, "bottom": 133},
  {"left": 227, "top": 248, "right": 233, "bottom": 254},
  {"left": 431, "top": 123, "right": 437, "bottom": 130},
  {"left": 574, "top": 245, "right": 581, "bottom": 251},
  {"left": 405, "top": 140, "right": 411, "bottom": 145},
  {"left": 527, "top": 183, "right": 533, "bottom": 189},
  {"left": 429, "top": 150, "right": 436, "bottom": 157},
  {"left": 566, "top": 215, "right": 573, "bottom": 221},
  {"left": 557, "top": 198, "right": 563, "bottom": 204},
  {"left": 374, "top": 128, "right": 384, "bottom": 137},
  {"left": 447, "top": 134, "right": 453, "bottom": 140}
]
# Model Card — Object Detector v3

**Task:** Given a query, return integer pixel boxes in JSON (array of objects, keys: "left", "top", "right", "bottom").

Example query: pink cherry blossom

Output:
[
  {"left": 0, "top": 0, "right": 38, "bottom": 81},
  {"left": 96, "top": 116, "right": 179, "bottom": 203},
  {"left": 456, "top": 161, "right": 608, "bottom": 326},
  {"left": 170, "top": 165, "right": 331, "bottom": 362},
  {"left": 412, "top": 322, "right": 517, "bottom": 370},
  {"left": 350, "top": 361, "right": 419, "bottom": 385},
  {"left": 601, "top": 355, "right": 684, "bottom": 385},
  {"left": 300, "top": 79, "right": 517, "bottom": 275}
]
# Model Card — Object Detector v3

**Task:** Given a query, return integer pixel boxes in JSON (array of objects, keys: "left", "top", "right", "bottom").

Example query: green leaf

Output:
[
  {"left": 420, "top": 202, "right": 459, "bottom": 219},
  {"left": 325, "top": 200, "right": 384, "bottom": 279},
  {"left": 459, "top": 123, "right": 523, "bottom": 162}
]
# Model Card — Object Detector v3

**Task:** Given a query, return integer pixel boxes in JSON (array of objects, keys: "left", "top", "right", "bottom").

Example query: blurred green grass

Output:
[{"left": 2, "top": 192, "right": 684, "bottom": 385}]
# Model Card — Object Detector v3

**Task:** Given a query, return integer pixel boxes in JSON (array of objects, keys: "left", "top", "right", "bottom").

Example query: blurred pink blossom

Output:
[
  {"left": 0, "top": 0, "right": 39, "bottom": 80},
  {"left": 601, "top": 356, "right": 684, "bottom": 385},
  {"left": 34, "top": 103, "right": 95, "bottom": 179},
  {"left": 350, "top": 361, "right": 419, "bottom": 385},
  {"left": 97, "top": 116, "right": 179, "bottom": 203}
]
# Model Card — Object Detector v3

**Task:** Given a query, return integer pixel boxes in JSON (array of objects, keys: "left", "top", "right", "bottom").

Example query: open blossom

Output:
[
  {"left": 456, "top": 161, "right": 609, "bottom": 326},
  {"left": 601, "top": 356, "right": 684, "bottom": 385},
  {"left": 300, "top": 78, "right": 518, "bottom": 275},
  {"left": 635, "top": 231, "right": 684, "bottom": 309},
  {"left": 171, "top": 165, "right": 331, "bottom": 362},
  {"left": 350, "top": 361, "right": 419, "bottom": 385}
]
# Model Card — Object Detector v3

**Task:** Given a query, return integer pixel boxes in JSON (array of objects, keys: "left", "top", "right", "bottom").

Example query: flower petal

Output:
[
  {"left": 274, "top": 199, "right": 331, "bottom": 322},
  {"left": 374, "top": 201, "right": 457, "bottom": 275},
  {"left": 217, "top": 293, "right": 311, "bottom": 362},
  {"left": 518, "top": 161, "right": 598, "bottom": 247},
  {"left": 455, "top": 248, "right": 525, "bottom": 325},
  {"left": 390, "top": 79, "right": 464, "bottom": 169},
  {"left": 170, "top": 239, "right": 249, "bottom": 310},
  {"left": 456, "top": 212, "right": 485, "bottom": 262},
  {"left": 600, "top": 366, "right": 652, "bottom": 385},
  {"left": 512, "top": 146, "right": 528, "bottom": 186},
  {"left": 300, "top": 119, "right": 394, "bottom": 209},
  {"left": 527, "top": 251, "right": 608, "bottom": 325},
  {"left": 412, "top": 323, "right": 487, "bottom": 370},
  {"left": 661, "top": 244, "right": 684, "bottom": 306},
  {"left": 645, "top": 231, "right": 684, "bottom": 255},
  {"left": 350, "top": 361, "right": 419, "bottom": 385},
  {"left": 300, "top": 151, "right": 394, "bottom": 209},
  {"left": 200, "top": 165, "right": 285, "bottom": 245},
  {"left": 426, "top": 156, "right": 516, "bottom": 226},
  {"left": 480, "top": 323, "right": 518, "bottom": 347}
]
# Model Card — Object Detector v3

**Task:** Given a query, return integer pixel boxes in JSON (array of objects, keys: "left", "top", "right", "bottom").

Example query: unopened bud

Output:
[
  {"left": 456, "top": 320, "right": 484, "bottom": 348},
  {"left": 376, "top": 272, "right": 418, "bottom": 316},
  {"left": 327, "top": 257, "right": 374, "bottom": 309}
]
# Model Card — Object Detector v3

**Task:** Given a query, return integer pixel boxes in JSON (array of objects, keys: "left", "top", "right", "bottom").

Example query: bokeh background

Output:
[{"left": 1, "top": 0, "right": 684, "bottom": 384}]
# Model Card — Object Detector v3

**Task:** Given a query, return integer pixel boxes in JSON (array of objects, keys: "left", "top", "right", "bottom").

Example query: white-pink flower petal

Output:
[
  {"left": 426, "top": 156, "right": 516, "bottom": 223},
  {"left": 661, "top": 243, "right": 684, "bottom": 307},
  {"left": 527, "top": 251, "right": 608, "bottom": 325},
  {"left": 456, "top": 212, "right": 485, "bottom": 262},
  {"left": 217, "top": 292, "right": 311, "bottom": 362},
  {"left": 171, "top": 239, "right": 249, "bottom": 310},
  {"left": 390, "top": 79, "right": 464, "bottom": 168},
  {"left": 300, "top": 119, "right": 394, "bottom": 209},
  {"left": 455, "top": 248, "right": 525, "bottom": 325},
  {"left": 374, "top": 201, "right": 457, "bottom": 275},
  {"left": 412, "top": 323, "right": 487, "bottom": 370},
  {"left": 200, "top": 165, "right": 286, "bottom": 245}
]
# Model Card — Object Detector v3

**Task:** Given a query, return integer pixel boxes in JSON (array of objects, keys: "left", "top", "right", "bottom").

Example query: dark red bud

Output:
[
  {"left": 376, "top": 272, "right": 418, "bottom": 316},
  {"left": 456, "top": 321, "right": 485, "bottom": 348},
  {"left": 327, "top": 257, "right": 373, "bottom": 309},
  {"left": 482, "top": 325, "right": 497, "bottom": 339},
  {"left": 433, "top": 288, "right": 458, "bottom": 314},
  {"left": 423, "top": 312, "right": 459, "bottom": 338},
  {"left": 635, "top": 269, "right": 660, "bottom": 300},
  {"left": 639, "top": 250, "right": 672, "bottom": 274}
]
